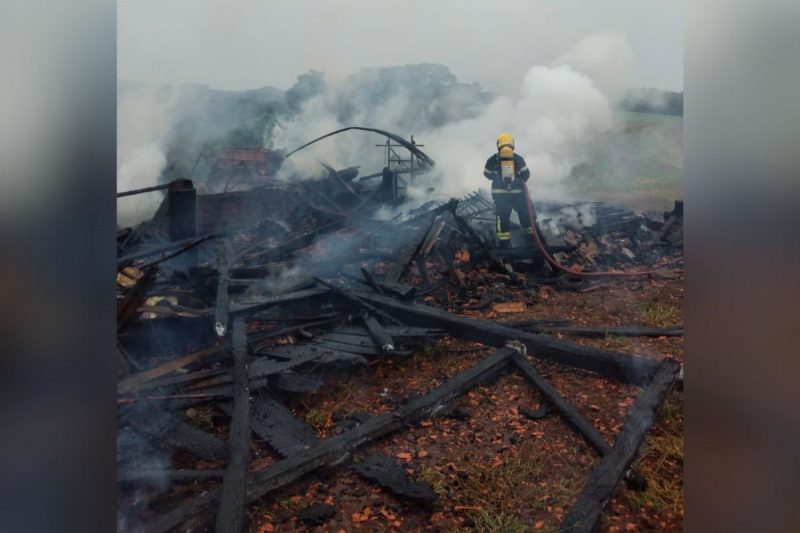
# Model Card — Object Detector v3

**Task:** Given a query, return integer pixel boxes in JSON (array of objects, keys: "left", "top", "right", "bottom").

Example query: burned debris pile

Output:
[{"left": 117, "top": 132, "right": 682, "bottom": 532}]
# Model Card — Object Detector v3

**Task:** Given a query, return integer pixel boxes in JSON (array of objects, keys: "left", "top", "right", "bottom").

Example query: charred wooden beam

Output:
[
  {"left": 421, "top": 217, "right": 447, "bottom": 257},
  {"left": 117, "top": 182, "right": 172, "bottom": 198},
  {"left": 118, "top": 469, "right": 224, "bottom": 484},
  {"left": 448, "top": 206, "right": 505, "bottom": 271},
  {"left": 519, "top": 324, "right": 683, "bottom": 338},
  {"left": 386, "top": 209, "right": 449, "bottom": 283},
  {"left": 145, "top": 346, "right": 520, "bottom": 533},
  {"left": 334, "top": 325, "right": 445, "bottom": 339},
  {"left": 360, "top": 309, "right": 394, "bottom": 352},
  {"left": 215, "top": 317, "right": 252, "bottom": 533},
  {"left": 168, "top": 179, "right": 197, "bottom": 241},
  {"left": 125, "top": 366, "right": 227, "bottom": 394},
  {"left": 312, "top": 339, "right": 377, "bottom": 356},
  {"left": 360, "top": 267, "right": 385, "bottom": 295},
  {"left": 561, "top": 359, "right": 681, "bottom": 532},
  {"left": 117, "top": 343, "right": 229, "bottom": 394},
  {"left": 512, "top": 354, "right": 610, "bottom": 455},
  {"left": 355, "top": 292, "right": 661, "bottom": 385},
  {"left": 318, "top": 332, "right": 378, "bottom": 348},
  {"left": 230, "top": 396, "right": 320, "bottom": 458},
  {"left": 134, "top": 411, "right": 227, "bottom": 461},
  {"left": 248, "top": 316, "right": 344, "bottom": 352},
  {"left": 178, "top": 350, "right": 340, "bottom": 395},
  {"left": 375, "top": 281, "right": 417, "bottom": 299},
  {"left": 415, "top": 255, "right": 431, "bottom": 286},
  {"left": 351, "top": 455, "right": 436, "bottom": 503},
  {"left": 499, "top": 318, "right": 572, "bottom": 328},
  {"left": 314, "top": 277, "right": 404, "bottom": 326},
  {"left": 214, "top": 239, "right": 231, "bottom": 337},
  {"left": 436, "top": 245, "right": 465, "bottom": 288},
  {"left": 228, "top": 287, "right": 330, "bottom": 317},
  {"left": 117, "top": 233, "right": 216, "bottom": 267}
]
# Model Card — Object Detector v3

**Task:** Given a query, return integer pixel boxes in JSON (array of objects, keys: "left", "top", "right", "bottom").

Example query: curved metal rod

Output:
[{"left": 285, "top": 126, "right": 435, "bottom": 168}]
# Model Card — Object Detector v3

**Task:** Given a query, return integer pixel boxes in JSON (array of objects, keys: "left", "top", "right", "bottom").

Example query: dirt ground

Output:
[{"left": 237, "top": 273, "right": 685, "bottom": 532}]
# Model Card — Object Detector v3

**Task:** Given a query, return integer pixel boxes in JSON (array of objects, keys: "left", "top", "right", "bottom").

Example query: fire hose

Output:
[{"left": 519, "top": 181, "right": 682, "bottom": 278}]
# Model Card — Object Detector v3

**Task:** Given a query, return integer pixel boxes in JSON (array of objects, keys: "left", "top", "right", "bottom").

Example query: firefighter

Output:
[{"left": 483, "top": 133, "right": 534, "bottom": 248}]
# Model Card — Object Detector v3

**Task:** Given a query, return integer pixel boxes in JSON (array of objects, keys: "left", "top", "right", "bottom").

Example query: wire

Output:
[{"left": 285, "top": 126, "right": 436, "bottom": 168}]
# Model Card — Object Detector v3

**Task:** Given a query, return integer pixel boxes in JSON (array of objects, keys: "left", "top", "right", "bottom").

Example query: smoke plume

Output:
[
  {"left": 117, "top": 82, "right": 176, "bottom": 226},
  {"left": 117, "top": 32, "right": 671, "bottom": 224},
  {"left": 272, "top": 32, "right": 633, "bottom": 204}
]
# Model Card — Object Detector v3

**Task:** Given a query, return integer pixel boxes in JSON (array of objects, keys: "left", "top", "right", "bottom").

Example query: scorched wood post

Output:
[{"left": 167, "top": 178, "right": 197, "bottom": 268}]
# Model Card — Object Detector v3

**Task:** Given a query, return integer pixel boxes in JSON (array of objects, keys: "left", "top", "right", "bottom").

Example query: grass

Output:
[
  {"left": 299, "top": 380, "right": 354, "bottom": 432},
  {"left": 424, "top": 346, "right": 462, "bottom": 377},
  {"left": 462, "top": 508, "right": 528, "bottom": 533},
  {"left": 458, "top": 441, "right": 547, "bottom": 513},
  {"left": 566, "top": 110, "right": 683, "bottom": 213},
  {"left": 277, "top": 495, "right": 303, "bottom": 514},
  {"left": 301, "top": 406, "right": 328, "bottom": 431},
  {"left": 640, "top": 302, "right": 680, "bottom": 328},
  {"left": 622, "top": 392, "right": 684, "bottom": 514},
  {"left": 418, "top": 466, "right": 447, "bottom": 497}
]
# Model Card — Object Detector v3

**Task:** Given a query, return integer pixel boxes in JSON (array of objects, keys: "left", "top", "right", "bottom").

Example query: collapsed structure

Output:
[{"left": 116, "top": 129, "right": 683, "bottom": 532}]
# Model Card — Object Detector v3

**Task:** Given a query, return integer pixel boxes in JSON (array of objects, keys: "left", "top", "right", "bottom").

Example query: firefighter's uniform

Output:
[{"left": 483, "top": 133, "right": 532, "bottom": 247}]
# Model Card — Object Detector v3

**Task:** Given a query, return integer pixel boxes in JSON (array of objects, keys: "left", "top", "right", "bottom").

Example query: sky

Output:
[{"left": 117, "top": 0, "right": 682, "bottom": 94}]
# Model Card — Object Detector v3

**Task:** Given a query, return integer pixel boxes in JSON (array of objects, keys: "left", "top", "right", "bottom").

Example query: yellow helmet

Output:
[{"left": 496, "top": 132, "right": 514, "bottom": 151}]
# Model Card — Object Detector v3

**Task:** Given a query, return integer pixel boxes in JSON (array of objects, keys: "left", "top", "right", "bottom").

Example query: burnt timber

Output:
[
  {"left": 144, "top": 346, "right": 521, "bottom": 532},
  {"left": 561, "top": 359, "right": 681, "bottom": 532},
  {"left": 117, "top": 129, "right": 683, "bottom": 531},
  {"left": 214, "top": 317, "right": 251, "bottom": 533},
  {"left": 353, "top": 291, "right": 661, "bottom": 385}
]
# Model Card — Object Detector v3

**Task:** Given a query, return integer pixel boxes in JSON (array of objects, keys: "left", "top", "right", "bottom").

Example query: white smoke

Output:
[
  {"left": 117, "top": 84, "right": 176, "bottom": 226},
  {"left": 552, "top": 31, "right": 636, "bottom": 101},
  {"left": 422, "top": 63, "right": 614, "bottom": 201},
  {"left": 116, "top": 32, "right": 638, "bottom": 225},
  {"left": 274, "top": 32, "right": 632, "bottom": 205}
]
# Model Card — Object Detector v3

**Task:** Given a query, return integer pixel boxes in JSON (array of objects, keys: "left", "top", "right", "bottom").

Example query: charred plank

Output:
[
  {"left": 229, "top": 287, "right": 330, "bottom": 317},
  {"left": 360, "top": 309, "right": 394, "bottom": 352},
  {"left": 117, "top": 233, "right": 216, "bottom": 267},
  {"left": 222, "top": 396, "right": 320, "bottom": 458},
  {"left": 314, "top": 277, "right": 404, "bottom": 326},
  {"left": 135, "top": 410, "right": 227, "bottom": 461},
  {"left": 356, "top": 292, "right": 661, "bottom": 385},
  {"left": 360, "top": 267, "right": 385, "bottom": 295},
  {"left": 519, "top": 324, "right": 683, "bottom": 338},
  {"left": 118, "top": 469, "right": 224, "bottom": 484},
  {"left": 561, "top": 359, "right": 681, "bottom": 532},
  {"left": 351, "top": 455, "right": 436, "bottom": 503},
  {"left": 513, "top": 354, "right": 610, "bottom": 455},
  {"left": 334, "top": 325, "right": 445, "bottom": 338},
  {"left": 272, "top": 371, "right": 323, "bottom": 394},
  {"left": 312, "top": 340, "right": 378, "bottom": 356},
  {"left": 317, "top": 333, "right": 378, "bottom": 349},
  {"left": 215, "top": 317, "right": 251, "bottom": 533},
  {"left": 145, "top": 346, "right": 519, "bottom": 532}
]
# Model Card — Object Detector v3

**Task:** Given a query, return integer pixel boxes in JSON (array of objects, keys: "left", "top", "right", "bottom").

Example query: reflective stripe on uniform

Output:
[
  {"left": 496, "top": 232, "right": 511, "bottom": 240},
  {"left": 491, "top": 189, "right": 523, "bottom": 194},
  {"left": 523, "top": 227, "right": 535, "bottom": 234},
  {"left": 518, "top": 166, "right": 528, "bottom": 173}
]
